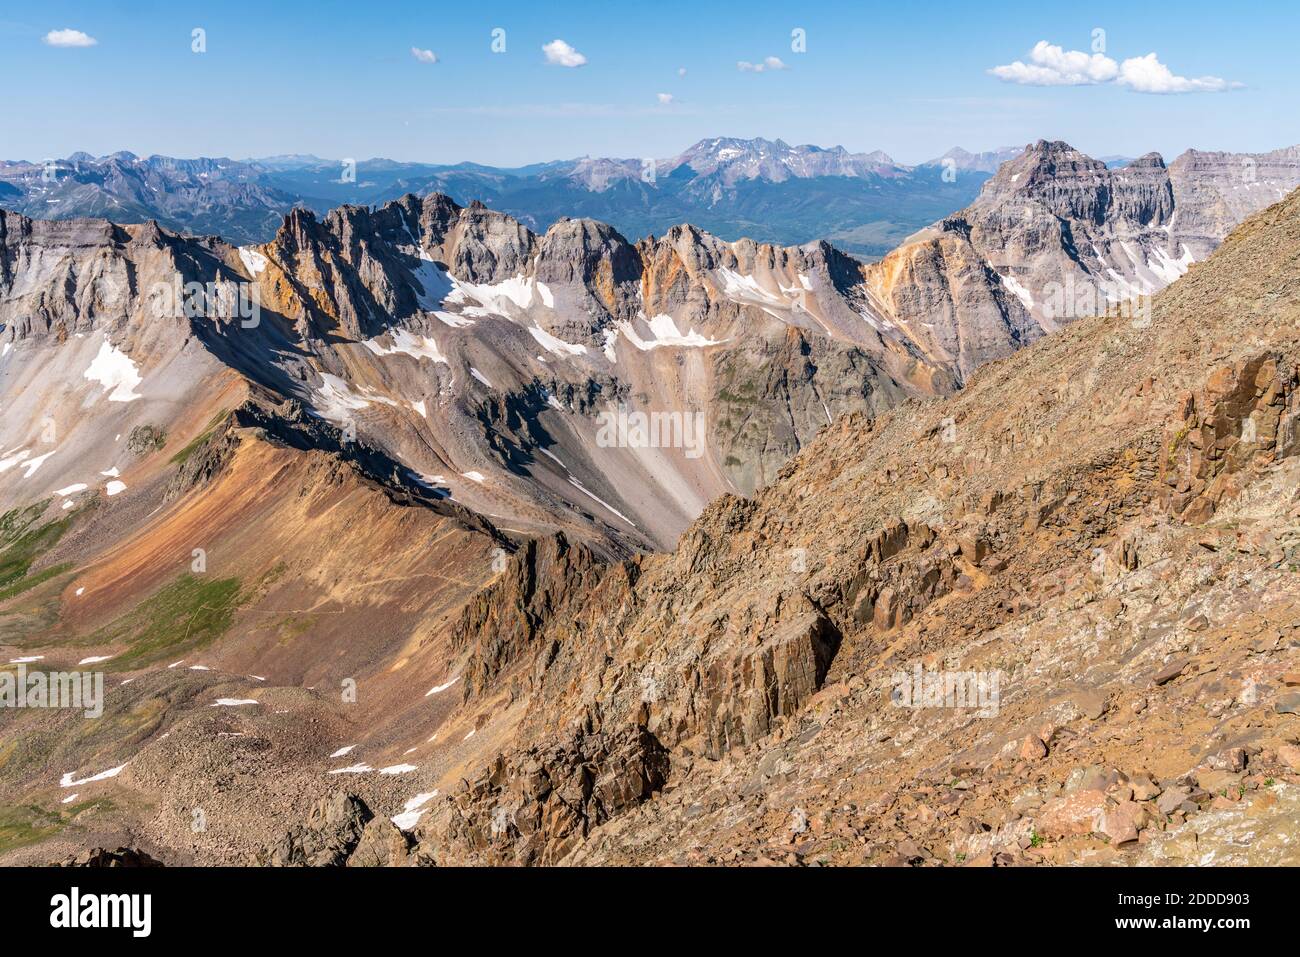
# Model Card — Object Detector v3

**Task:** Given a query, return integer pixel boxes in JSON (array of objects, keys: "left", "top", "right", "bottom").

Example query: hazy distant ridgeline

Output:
[{"left": 0, "top": 138, "right": 1008, "bottom": 258}]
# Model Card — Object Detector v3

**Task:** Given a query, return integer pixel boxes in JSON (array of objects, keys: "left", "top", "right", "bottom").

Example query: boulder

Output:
[
  {"left": 258, "top": 793, "right": 373, "bottom": 867},
  {"left": 1036, "top": 789, "right": 1107, "bottom": 838}
]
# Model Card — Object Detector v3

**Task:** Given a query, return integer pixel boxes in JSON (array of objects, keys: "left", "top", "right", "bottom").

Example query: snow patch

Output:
[
  {"left": 529, "top": 324, "right": 588, "bottom": 357},
  {"left": 539, "top": 448, "right": 568, "bottom": 470},
  {"left": 363, "top": 329, "right": 449, "bottom": 364},
  {"left": 445, "top": 274, "right": 549, "bottom": 315},
  {"left": 858, "top": 308, "right": 897, "bottom": 333},
  {"left": 391, "top": 791, "right": 438, "bottom": 830},
  {"left": 425, "top": 676, "right": 459, "bottom": 697},
  {"left": 411, "top": 258, "right": 454, "bottom": 311},
  {"left": 716, "top": 267, "right": 788, "bottom": 308},
  {"left": 0, "top": 449, "right": 31, "bottom": 473},
  {"left": 311, "top": 373, "right": 398, "bottom": 423},
  {"left": 1148, "top": 244, "right": 1195, "bottom": 284},
  {"left": 61, "top": 764, "right": 128, "bottom": 788},
  {"left": 569, "top": 477, "right": 637, "bottom": 528},
  {"left": 238, "top": 247, "right": 268, "bottom": 276},
  {"left": 619, "top": 314, "right": 725, "bottom": 351},
  {"left": 999, "top": 274, "right": 1035, "bottom": 312},
  {"left": 18, "top": 450, "right": 55, "bottom": 478},
  {"left": 84, "top": 341, "right": 143, "bottom": 402}
]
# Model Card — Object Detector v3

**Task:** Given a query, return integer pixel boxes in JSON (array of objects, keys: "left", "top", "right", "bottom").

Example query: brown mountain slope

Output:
[
  {"left": 405, "top": 186, "right": 1300, "bottom": 865},
  {"left": 0, "top": 390, "right": 514, "bottom": 863}
]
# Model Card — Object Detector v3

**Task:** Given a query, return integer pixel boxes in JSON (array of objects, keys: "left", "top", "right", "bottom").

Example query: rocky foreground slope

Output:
[{"left": 393, "top": 185, "right": 1300, "bottom": 866}]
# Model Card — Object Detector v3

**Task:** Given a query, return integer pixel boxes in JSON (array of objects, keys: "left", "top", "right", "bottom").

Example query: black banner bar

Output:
[{"left": 0, "top": 865, "right": 1278, "bottom": 944}]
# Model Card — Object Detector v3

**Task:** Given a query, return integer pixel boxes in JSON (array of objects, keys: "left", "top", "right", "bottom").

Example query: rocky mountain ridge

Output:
[
  {"left": 4, "top": 139, "right": 1297, "bottom": 556},
  {"left": 0, "top": 191, "right": 943, "bottom": 562}
]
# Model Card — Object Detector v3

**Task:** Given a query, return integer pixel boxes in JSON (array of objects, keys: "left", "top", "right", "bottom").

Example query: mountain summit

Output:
[{"left": 667, "top": 137, "right": 903, "bottom": 184}]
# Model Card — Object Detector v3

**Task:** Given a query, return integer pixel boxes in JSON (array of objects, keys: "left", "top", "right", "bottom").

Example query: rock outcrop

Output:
[{"left": 256, "top": 793, "right": 374, "bottom": 867}]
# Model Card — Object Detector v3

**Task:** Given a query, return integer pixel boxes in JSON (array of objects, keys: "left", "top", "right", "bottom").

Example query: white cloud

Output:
[
  {"left": 737, "top": 56, "right": 788, "bottom": 73},
  {"left": 543, "top": 39, "right": 587, "bottom": 68},
  {"left": 43, "top": 28, "right": 97, "bottom": 48},
  {"left": 989, "top": 41, "right": 1117, "bottom": 86},
  {"left": 1117, "top": 53, "right": 1239, "bottom": 94},
  {"left": 411, "top": 47, "right": 438, "bottom": 64},
  {"left": 656, "top": 92, "right": 674, "bottom": 105},
  {"left": 990, "top": 40, "right": 1239, "bottom": 95}
]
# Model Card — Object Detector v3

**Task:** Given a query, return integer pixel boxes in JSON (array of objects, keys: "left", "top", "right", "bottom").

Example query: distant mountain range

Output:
[{"left": 0, "top": 138, "right": 1018, "bottom": 258}]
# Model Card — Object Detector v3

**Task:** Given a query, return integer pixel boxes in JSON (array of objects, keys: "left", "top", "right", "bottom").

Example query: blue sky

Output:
[{"left": 1, "top": 0, "right": 1294, "bottom": 166}]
